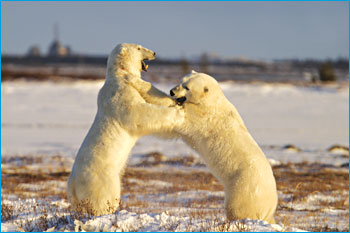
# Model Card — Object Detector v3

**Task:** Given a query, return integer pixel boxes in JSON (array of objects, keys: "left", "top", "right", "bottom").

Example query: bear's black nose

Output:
[
  {"left": 170, "top": 90, "right": 175, "bottom": 96},
  {"left": 153, "top": 52, "right": 156, "bottom": 56}
]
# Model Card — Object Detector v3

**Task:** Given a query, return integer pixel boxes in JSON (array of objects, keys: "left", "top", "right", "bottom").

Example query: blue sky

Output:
[{"left": 1, "top": 1, "right": 349, "bottom": 60}]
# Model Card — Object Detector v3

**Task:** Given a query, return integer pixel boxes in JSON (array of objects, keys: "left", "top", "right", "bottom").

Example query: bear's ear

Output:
[
  {"left": 204, "top": 86, "right": 209, "bottom": 93},
  {"left": 191, "top": 70, "right": 198, "bottom": 74},
  {"left": 120, "top": 47, "right": 127, "bottom": 55}
]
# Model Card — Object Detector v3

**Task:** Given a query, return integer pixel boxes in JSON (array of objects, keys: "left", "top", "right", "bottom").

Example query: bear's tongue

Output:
[{"left": 141, "top": 60, "right": 148, "bottom": 72}]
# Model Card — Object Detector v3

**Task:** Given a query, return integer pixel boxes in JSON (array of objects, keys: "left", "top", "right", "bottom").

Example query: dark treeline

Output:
[
  {"left": 289, "top": 58, "right": 349, "bottom": 71},
  {"left": 2, "top": 55, "right": 348, "bottom": 72}
]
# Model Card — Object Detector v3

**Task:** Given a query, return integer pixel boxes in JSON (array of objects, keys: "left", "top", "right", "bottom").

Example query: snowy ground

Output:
[{"left": 1, "top": 80, "right": 349, "bottom": 231}]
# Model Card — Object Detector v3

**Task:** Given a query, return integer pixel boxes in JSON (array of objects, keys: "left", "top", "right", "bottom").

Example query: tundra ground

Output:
[{"left": 1, "top": 153, "right": 348, "bottom": 232}]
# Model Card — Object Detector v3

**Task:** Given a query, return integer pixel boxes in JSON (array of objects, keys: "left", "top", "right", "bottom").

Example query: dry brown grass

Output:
[
  {"left": 1, "top": 201, "right": 16, "bottom": 221},
  {"left": 1, "top": 153, "right": 349, "bottom": 232},
  {"left": 275, "top": 162, "right": 348, "bottom": 208}
]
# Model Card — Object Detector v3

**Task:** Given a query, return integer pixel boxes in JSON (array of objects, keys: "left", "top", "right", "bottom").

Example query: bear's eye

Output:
[
  {"left": 137, "top": 47, "right": 141, "bottom": 50},
  {"left": 183, "top": 86, "right": 189, "bottom": 91}
]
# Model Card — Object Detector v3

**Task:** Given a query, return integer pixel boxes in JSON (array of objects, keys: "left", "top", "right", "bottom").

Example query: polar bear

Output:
[
  {"left": 132, "top": 71, "right": 278, "bottom": 224},
  {"left": 67, "top": 43, "right": 183, "bottom": 216}
]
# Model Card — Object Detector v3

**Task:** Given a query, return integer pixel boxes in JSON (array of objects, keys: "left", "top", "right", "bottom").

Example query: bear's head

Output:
[
  {"left": 170, "top": 70, "right": 224, "bottom": 107},
  {"left": 107, "top": 43, "right": 156, "bottom": 78}
]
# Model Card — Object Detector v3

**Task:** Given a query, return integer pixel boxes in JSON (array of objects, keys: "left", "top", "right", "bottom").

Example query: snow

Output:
[
  {"left": 0, "top": 199, "right": 306, "bottom": 232},
  {"left": 1, "top": 80, "right": 348, "bottom": 164},
  {"left": 127, "top": 178, "right": 173, "bottom": 188},
  {"left": 71, "top": 210, "right": 303, "bottom": 232}
]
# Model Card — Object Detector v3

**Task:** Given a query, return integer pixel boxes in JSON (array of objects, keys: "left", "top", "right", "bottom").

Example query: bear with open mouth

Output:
[{"left": 67, "top": 43, "right": 184, "bottom": 215}]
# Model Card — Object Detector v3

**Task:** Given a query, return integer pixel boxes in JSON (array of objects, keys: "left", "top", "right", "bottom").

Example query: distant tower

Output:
[
  {"left": 48, "top": 23, "right": 69, "bottom": 57},
  {"left": 54, "top": 22, "right": 59, "bottom": 42}
]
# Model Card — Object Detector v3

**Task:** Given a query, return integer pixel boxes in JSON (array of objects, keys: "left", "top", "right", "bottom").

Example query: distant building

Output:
[
  {"left": 47, "top": 23, "right": 71, "bottom": 57},
  {"left": 48, "top": 39, "right": 70, "bottom": 57},
  {"left": 27, "top": 45, "right": 41, "bottom": 57}
]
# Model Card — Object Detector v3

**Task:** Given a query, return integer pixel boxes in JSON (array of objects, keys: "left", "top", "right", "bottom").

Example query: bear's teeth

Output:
[{"left": 141, "top": 60, "right": 148, "bottom": 71}]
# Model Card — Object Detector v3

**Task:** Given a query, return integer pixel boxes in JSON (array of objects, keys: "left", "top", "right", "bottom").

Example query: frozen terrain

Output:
[
  {"left": 1, "top": 80, "right": 349, "bottom": 231},
  {"left": 2, "top": 80, "right": 348, "bottom": 162}
]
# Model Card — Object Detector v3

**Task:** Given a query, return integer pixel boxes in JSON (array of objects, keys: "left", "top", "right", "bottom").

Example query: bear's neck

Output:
[
  {"left": 107, "top": 66, "right": 140, "bottom": 81},
  {"left": 106, "top": 55, "right": 141, "bottom": 82}
]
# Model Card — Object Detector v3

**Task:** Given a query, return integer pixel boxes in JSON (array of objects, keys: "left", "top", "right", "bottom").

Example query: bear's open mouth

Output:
[
  {"left": 141, "top": 60, "right": 149, "bottom": 72},
  {"left": 175, "top": 96, "right": 187, "bottom": 106}
]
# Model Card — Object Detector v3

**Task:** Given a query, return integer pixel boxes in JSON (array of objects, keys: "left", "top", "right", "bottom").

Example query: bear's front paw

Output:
[
  {"left": 174, "top": 107, "right": 185, "bottom": 125},
  {"left": 128, "top": 78, "right": 152, "bottom": 93},
  {"left": 168, "top": 98, "right": 178, "bottom": 107}
]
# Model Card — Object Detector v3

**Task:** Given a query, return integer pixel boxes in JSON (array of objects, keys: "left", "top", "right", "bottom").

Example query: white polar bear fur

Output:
[
  {"left": 67, "top": 43, "right": 183, "bottom": 216},
  {"left": 133, "top": 71, "right": 278, "bottom": 224}
]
